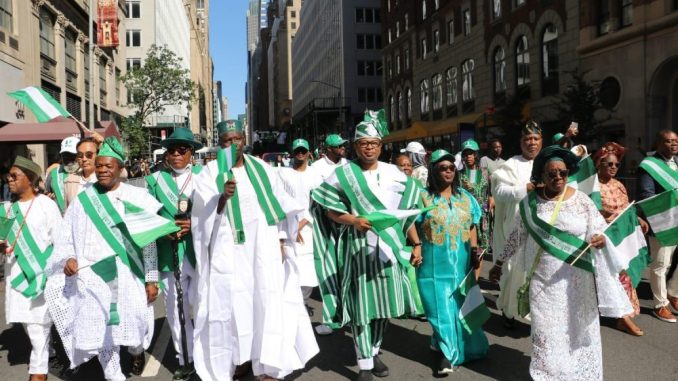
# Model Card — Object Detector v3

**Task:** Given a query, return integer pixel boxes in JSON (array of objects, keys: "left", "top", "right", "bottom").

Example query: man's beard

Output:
[{"left": 63, "top": 161, "right": 80, "bottom": 174}]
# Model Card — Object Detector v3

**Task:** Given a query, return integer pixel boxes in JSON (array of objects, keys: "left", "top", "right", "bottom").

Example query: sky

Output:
[{"left": 210, "top": 0, "right": 248, "bottom": 119}]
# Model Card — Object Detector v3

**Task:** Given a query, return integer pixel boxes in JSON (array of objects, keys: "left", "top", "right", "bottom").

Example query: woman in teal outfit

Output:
[{"left": 416, "top": 149, "right": 489, "bottom": 375}]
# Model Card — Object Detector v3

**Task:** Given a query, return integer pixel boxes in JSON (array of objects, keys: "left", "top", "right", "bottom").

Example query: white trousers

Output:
[
  {"left": 99, "top": 345, "right": 125, "bottom": 381},
  {"left": 649, "top": 236, "right": 678, "bottom": 308},
  {"left": 22, "top": 323, "right": 51, "bottom": 375},
  {"left": 161, "top": 259, "right": 195, "bottom": 366}
]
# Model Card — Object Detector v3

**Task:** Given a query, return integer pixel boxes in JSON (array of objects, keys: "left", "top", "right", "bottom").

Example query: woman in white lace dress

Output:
[{"left": 489, "top": 146, "right": 631, "bottom": 380}]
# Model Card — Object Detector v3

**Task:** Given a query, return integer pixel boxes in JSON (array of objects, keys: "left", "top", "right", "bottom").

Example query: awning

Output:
[
  {"left": 0, "top": 117, "right": 118, "bottom": 143},
  {"left": 383, "top": 112, "right": 483, "bottom": 143}
]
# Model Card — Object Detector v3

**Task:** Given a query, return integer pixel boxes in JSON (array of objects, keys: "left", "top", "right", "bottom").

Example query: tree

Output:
[
  {"left": 555, "top": 69, "right": 610, "bottom": 138},
  {"left": 120, "top": 44, "right": 195, "bottom": 158}
]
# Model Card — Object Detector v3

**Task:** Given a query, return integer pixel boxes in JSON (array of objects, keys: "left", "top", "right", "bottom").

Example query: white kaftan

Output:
[
  {"left": 277, "top": 166, "right": 323, "bottom": 288},
  {"left": 500, "top": 191, "right": 632, "bottom": 381},
  {"left": 45, "top": 183, "right": 160, "bottom": 378},
  {"left": 311, "top": 156, "right": 348, "bottom": 181},
  {"left": 191, "top": 156, "right": 318, "bottom": 381},
  {"left": 491, "top": 155, "right": 533, "bottom": 320},
  {"left": 4, "top": 195, "right": 61, "bottom": 325}
]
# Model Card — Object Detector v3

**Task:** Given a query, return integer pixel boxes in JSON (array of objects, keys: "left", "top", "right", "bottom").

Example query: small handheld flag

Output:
[{"left": 8, "top": 86, "right": 71, "bottom": 123}]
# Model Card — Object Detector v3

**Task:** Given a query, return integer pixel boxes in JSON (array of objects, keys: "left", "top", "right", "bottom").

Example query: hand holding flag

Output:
[{"left": 358, "top": 206, "right": 434, "bottom": 233}]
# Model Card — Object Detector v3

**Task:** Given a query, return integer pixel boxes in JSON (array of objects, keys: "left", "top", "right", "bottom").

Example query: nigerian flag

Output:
[
  {"left": 359, "top": 207, "right": 433, "bottom": 232},
  {"left": 121, "top": 200, "right": 180, "bottom": 248},
  {"left": 456, "top": 269, "right": 490, "bottom": 334},
  {"left": 90, "top": 255, "right": 120, "bottom": 325},
  {"left": 638, "top": 188, "right": 678, "bottom": 247},
  {"left": 7, "top": 86, "right": 71, "bottom": 123},
  {"left": 568, "top": 155, "right": 602, "bottom": 209},
  {"left": 603, "top": 205, "right": 649, "bottom": 287}
]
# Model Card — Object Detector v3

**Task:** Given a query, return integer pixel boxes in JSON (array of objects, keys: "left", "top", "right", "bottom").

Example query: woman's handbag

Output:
[{"left": 516, "top": 189, "right": 567, "bottom": 318}]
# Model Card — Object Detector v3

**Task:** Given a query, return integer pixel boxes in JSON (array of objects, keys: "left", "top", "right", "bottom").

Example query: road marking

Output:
[{"left": 141, "top": 319, "right": 171, "bottom": 378}]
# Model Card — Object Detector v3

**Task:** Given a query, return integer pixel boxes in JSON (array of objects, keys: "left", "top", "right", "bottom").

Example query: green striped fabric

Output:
[
  {"left": 8, "top": 86, "right": 71, "bottom": 122},
  {"left": 638, "top": 188, "right": 678, "bottom": 247}
]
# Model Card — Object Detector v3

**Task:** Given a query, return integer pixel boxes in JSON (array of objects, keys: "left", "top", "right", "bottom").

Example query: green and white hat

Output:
[
  {"left": 461, "top": 139, "right": 479, "bottom": 152},
  {"left": 324, "top": 134, "right": 347, "bottom": 147},
  {"left": 217, "top": 120, "right": 244, "bottom": 136},
  {"left": 99, "top": 136, "right": 126, "bottom": 162},
  {"left": 355, "top": 109, "right": 389, "bottom": 140},
  {"left": 292, "top": 138, "right": 310, "bottom": 151}
]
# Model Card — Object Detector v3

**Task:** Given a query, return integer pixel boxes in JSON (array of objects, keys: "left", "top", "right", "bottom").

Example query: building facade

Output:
[
  {"left": 381, "top": 0, "right": 579, "bottom": 153},
  {"left": 0, "top": 0, "right": 128, "bottom": 168},
  {"left": 292, "top": 0, "right": 382, "bottom": 148}
]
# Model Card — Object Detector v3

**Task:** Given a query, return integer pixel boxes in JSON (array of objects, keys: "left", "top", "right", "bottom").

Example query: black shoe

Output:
[
  {"left": 372, "top": 355, "right": 389, "bottom": 377},
  {"left": 173, "top": 363, "right": 196, "bottom": 381},
  {"left": 502, "top": 312, "right": 516, "bottom": 330},
  {"left": 131, "top": 353, "right": 145, "bottom": 376},
  {"left": 355, "top": 370, "right": 374, "bottom": 381},
  {"left": 438, "top": 356, "right": 454, "bottom": 375}
]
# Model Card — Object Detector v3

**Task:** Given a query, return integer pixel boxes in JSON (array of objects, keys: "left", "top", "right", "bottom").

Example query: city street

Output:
[{"left": 1, "top": 263, "right": 677, "bottom": 380}]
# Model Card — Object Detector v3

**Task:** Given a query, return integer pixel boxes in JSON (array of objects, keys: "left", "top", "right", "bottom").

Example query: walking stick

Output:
[{"left": 173, "top": 197, "right": 191, "bottom": 368}]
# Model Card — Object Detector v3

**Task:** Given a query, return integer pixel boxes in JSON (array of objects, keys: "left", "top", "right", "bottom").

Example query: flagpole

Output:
[
  {"left": 570, "top": 201, "right": 636, "bottom": 266},
  {"left": 88, "top": 0, "right": 95, "bottom": 131}
]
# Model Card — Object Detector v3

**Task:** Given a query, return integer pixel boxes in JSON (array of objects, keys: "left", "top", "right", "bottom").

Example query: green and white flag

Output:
[
  {"left": 359, "top": 207, "right": 433, "bottom": 232},
  {"left": 603, "top": 204, "right": 649, "bottom": 287},
  {"left": 121, "top": 200, "right": 180, "bottom": 248},
  {"left": 90, "top": 255, "right": 120, "bottom": 325},
  {"left": 568, "top": 155, "right": 602, "bottom": 209},
  {"left": 638, "top": 188, "right": 678, "bottom": 247},
  {"left": 7, "top": 86, "right": 71, "bottom": 123},
  {"left": 456, "top": 269, "right": 490, "bottom": 334}
]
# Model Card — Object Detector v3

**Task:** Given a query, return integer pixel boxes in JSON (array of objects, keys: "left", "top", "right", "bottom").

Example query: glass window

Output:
[
  {"left": 126, "top": 58, "right": 141, "bottom": 71},
  {"left": 387, "top": 57, "right": 392, "bottom": 78},
  {"left": 432, "top": 74, "right": 443, "bottom": 110},
  {"left": 127, "top": 1, "right": 140, "bottom": 19},
  {"left": 356, "top": 8, "right": 364, "bottom": 23},
  {"left": 421, "top": 38, "right": 427, "bottom": 59},
  {"left": 463, "top": 9, "right": 471, "bottom": 36},
  {"left": 598, "top": 1, "right": 611, "bottom": 35},
  {"left": 398, "top": 92, "right": 404, "bottom": 121},
  {"left": 99, "top": 60, "right": 107, "bottom": 90},
  {"left": 196, "top": 0, "right": 205, "bottom": 10},
  {"left": 404, "top": 13, "right": 409, "bottom": 30},
  {"left": 445, "top": 67, "right": 458, "bottom": 106},
  {"left": 422, "top": 0, "right": 427, "bottom": 19},
  {"left": 65, "top": 30, "right": 77, "bottom": 73},
  {"left": 390, "top": 95, "right": 396, "bottom": 123},
  {"left": 358, "top": 88, "right": 366, "bottom": 103},
  {"left": 0, "top": 0, "right": 13, "bottom": 33},
  {"left": 494, "top": 47, "right": 506, "bottom": 93},
  {"left": 357, "top": 61, "right": 365, "bottom": 76},
  {"left": 366, "top": 8, "right": 373, "bottom": 23},
  {"left": 126, "top": 29, "right": 141, "bottom": 47},
  {"left": 39, "top": 9, "right": 55, "bottom": 59},
  {"left": 462, "top": 59, "right": 474, "bottom": 101},
  {"left": 515, "top": 0, "right": 526, "bottom": 7},
  {"left": 516, "top": 36, "right": 530, "bottom": 87},
  {"left": 420, "top": 79, "right": 430, "bottom": 114},
  {"left": 448, "top": 19, "right": 454, "bottom": 44},
  {"left": 291, "top": 10, "right": 296, "bottom": 18},
  {"left": 406, "top": 88, "right": 412, "bottom": 118},
  {"left": 542, "top": 24, "right": 559, "bottom": 95},
  {"left": 357, "top": 34, "right": 364, "bottom": 49},
  {"left": 492, "top": 0, "right": 501, "bottom": 19},
  {"left": 433, "top": 29, "right": 440, "bottom": 53},
  {"left": 376, "top": 60, "right": 383, "bottom": 76},
  {"left": 374, "top": 9, "right": 380, "bottom": 23},
  {"left": 404, "top": 47, "right": 410, "bottom": 70},
  {"left": 396, "top": 55, "right": 401, "bottom": 74},
  {"left": 375, "top": 35, "right": 382, "bottom": 49},
  {"left": 621, "top": 0, "right": 633, "bottom": 27},
  {"left": 84, "top": 47, "right": 90, "bottom": 86},
  {"left": 366, "top": 34, "right": 375, "bottom": 49},
  {"left": 434, "top": 0, "right": 439, "bottom": 10}
]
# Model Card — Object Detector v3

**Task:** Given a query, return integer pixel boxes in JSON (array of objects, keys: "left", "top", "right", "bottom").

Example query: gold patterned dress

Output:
[{"left": 415, "top": 188, "right": 488, "bottom": 364}]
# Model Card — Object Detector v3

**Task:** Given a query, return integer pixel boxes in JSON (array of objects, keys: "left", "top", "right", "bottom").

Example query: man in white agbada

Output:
[
  {"left": 311, "top": 134, "right": 348, "bottom": 180},
  {"left": 145, "top": 128, "right": 203, "bottom": 380},
  {"left": 490, "top": 121, "right": 543, "bottom": 326},
  {"left": 277, "top": 138, "right": 334, "bottom": 335},
  {"left": 191, "top": 120, "right": 318, "bottom": 381},
  {"left": 45, "top": 138, "right": 162, "bottom": 381},
  {"left": 1, "top": 156, "right": 62, "bottom": 381}
]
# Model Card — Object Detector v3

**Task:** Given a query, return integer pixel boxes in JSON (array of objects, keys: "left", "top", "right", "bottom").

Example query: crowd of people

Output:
[{"left": 0, "top": 111, "right": 677, "bottom": 381}]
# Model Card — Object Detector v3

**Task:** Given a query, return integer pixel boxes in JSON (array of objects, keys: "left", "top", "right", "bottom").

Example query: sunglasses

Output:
[
  {"left": 602, "top": 162, "right": 620, "bottom": 168},
  {"left": 167, "top": 146, "right": 192, "bottom": 155},
  {"left": 357, "top": 141, "right": 380, "bottom": 148},
  {"left": 436, "top": 164, "right": 456, "bottom": 172},
  {"left": 546, "top": 169, "right": 569, "bottom": 179},
  {"left": 76, "top": 151, "right": 96, "bottom": 159},
  {"left": 294, "top": 149, "right": 309, "bottom": 155}
]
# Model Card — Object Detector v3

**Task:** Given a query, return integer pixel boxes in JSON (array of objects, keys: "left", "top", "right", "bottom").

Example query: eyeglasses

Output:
[
  {"left": 76, "top": 151, "right": 96, "bottom": 159},
  {"left": 6, "top": 172, "right": 25, "bottom": 181},
  {"left": 436, "top": 164, "right": 456, "bottom": 172},
  {"left": 546, "top": 169, "right": 569, "bottom": 179},
  {"left": 602, "top": 162, "right": 620, "bottom": 168},
  {"left": 357, "top": 141, "right": 380, "bottom": 148},
  {"left": 167, "top": 146, "right": 192, "bottom": 155},
  {"left": 294, "top": 149, "right": 309, "bottom": 155}
]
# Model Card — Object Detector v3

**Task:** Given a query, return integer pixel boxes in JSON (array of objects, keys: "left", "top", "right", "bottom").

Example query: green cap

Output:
[
  {"left": 292, "top": 138, "right": 310, "bottom": 151},
  {"left": 552, "top": 133, "right": 565, "bottom": 144},
  {"left": 325, "top": 134, "right": 347, "bottom": 147},
  {"left": 217, "top": 120, "right": 244, "bottom": 136},
  {"left": 430, "top": 149, "right": 456, "bottom": 165},
  {"left": 99, "top": 136, "right": 126, "bottom": 162},
  {"left": 12, "top": 156, "right": 42, "bottom": 178},
  {"left": 461, "top": 139, "right": 479, "bottom": 152},
  {"left": 530, "top": 145, "right": 580, "bottom": 183},
  {"left": 160, "top": 127, "right": 204, "bottom": 150},
  {"left": 355, "top": 109, "right": 389, "bottom": 140}
]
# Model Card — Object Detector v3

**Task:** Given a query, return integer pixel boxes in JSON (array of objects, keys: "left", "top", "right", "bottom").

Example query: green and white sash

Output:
[
  {"left": 78, "top": 185, "right": 146, "bottom": 281},
  {"left": 335, "top": 162, "right": 418, "bottom": 267},
  {"left": 519, "top": 191, "right": 594, "bottom": 273},
  {"left": 50, "top": 169, "right": 68, "bottom": 214},
  {"left": 639, "top": 157, "right": 678, "bottom": 191},
  {"left": 1, "top": 203, "right": 52, "bottom": 299},
  {"left": 463, "top": 168, "right": 483, "bottom": 185},
  {"left": 145, "top": 166, "right": 202, "bottom": 270},
  {"left": 216, "top": 153, "right": 286, "bottom": 244}
]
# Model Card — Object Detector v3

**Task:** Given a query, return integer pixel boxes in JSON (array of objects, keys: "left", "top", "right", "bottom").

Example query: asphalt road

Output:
[{"left": 2, "top": 261, "right": 678, "bottom": 381}]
